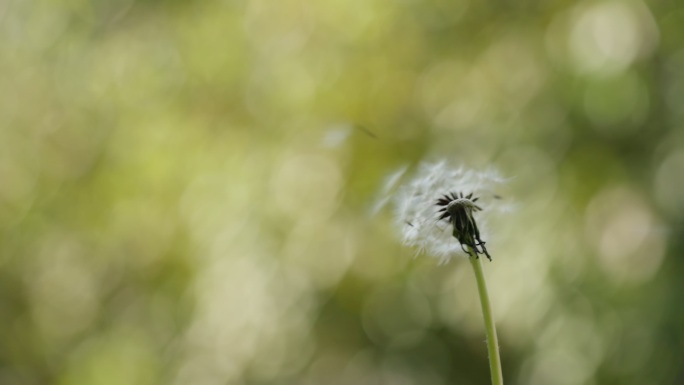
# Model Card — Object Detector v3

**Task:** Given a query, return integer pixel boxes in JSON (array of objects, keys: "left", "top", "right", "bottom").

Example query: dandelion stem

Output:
[{"left": 468, "top": 251, "right": 504, "bottom": 385}]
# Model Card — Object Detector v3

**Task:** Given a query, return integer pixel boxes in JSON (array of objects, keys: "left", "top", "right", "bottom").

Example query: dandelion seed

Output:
[{"left": 391, "top": 161, "right": 507, "bottom": 263}]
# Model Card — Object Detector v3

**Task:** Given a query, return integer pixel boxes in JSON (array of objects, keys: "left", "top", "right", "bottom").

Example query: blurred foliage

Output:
[{"left": 1, "top": 0, "right": 684, "bottom": 384}]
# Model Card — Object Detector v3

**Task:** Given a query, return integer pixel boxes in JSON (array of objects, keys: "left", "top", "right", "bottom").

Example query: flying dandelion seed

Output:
[{"left": 392, "top": 161, "right": 508, "bottom": 264}]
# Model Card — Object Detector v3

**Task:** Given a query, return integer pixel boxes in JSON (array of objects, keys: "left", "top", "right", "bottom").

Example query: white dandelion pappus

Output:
[{"left": 392, "top": 161, "right": 508, "bottom": 264}]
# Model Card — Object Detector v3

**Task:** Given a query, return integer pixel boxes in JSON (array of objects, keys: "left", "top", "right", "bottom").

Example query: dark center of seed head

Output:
[{"left": 446, "top": 199, "right": 477, "bottom": 217}]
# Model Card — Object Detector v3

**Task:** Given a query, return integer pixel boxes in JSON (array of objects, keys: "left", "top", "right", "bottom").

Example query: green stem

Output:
[{"left": 468, "top": 252, "right": 504, "bottom": 385}]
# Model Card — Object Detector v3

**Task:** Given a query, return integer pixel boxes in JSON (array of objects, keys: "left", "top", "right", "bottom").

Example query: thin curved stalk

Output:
[{"left": 469, "top": 252, "right": 504, "bottom": 385}]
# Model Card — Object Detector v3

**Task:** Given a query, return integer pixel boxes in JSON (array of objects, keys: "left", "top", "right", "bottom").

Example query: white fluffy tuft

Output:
[{"left": 391, "top": 161, "right": 508, "bottom": 263}]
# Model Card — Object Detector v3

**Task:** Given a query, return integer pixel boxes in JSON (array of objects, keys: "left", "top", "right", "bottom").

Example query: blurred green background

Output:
[{"left": 1, "top": 0, "right": 683, "bottom": 384}]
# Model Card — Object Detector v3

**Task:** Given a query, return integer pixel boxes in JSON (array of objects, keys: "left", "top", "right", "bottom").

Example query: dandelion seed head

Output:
[{"left": 390, "top": 161, "right": 508, "bottom": 263}]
